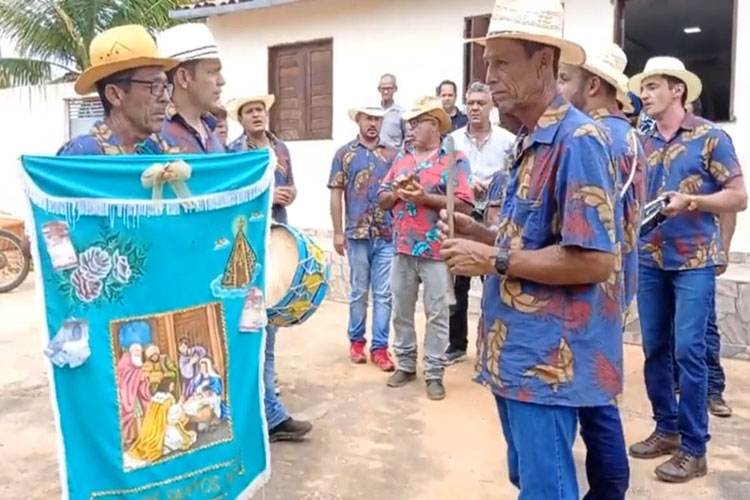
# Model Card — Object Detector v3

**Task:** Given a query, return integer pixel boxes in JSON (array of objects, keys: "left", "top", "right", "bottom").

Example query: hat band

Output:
[
  {"left": 492, "top": 6, "right": 564, "bottom": 31},
  {"left": 168, "top": 45, "right": 220, "bottom": 61}
]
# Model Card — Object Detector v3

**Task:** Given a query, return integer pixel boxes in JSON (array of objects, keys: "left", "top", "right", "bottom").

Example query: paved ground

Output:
[{"left": 1, "top": 277, "right": 749, "bottom": 499}]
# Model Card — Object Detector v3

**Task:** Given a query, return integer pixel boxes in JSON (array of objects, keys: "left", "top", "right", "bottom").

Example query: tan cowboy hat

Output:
[
  {"left": 466, "top": 0, "right": 585, "bottom": 66},
  {"left": 157, "top": 23, "right": 221, "bottom": 62},
  {"left": 628, "top": 56, "right": 702, "bottom": 104},
  {"left": 401, "top": 97, "right": 452, "bottom": 134},
  {"left": 575, "top": 42, "right": 634, "bottom": 113},
  {"left": 74, "top": 25, "right": 179, "bottom": 96},
  {"left": 348, "top": 106, "right": 386, "bottom": 122},
  {"left": 226, "top": 95, "right": 276, "bottom": 122}
]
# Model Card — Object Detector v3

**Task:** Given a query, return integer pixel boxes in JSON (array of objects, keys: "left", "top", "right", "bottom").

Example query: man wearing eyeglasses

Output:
[
  {"left": 157, "top": 24, "right": 226, "bottom": 154},
  {"left": 378, "top": 74, "right": 406, "bottom": 149},
  {"left": 58, "top": 25, "right": 179, "bottom": 155}
]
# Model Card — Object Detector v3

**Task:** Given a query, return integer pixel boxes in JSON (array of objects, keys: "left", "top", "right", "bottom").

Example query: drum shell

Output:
[{"left": 266, "top": 223, "right": 329, "bottom": 327}]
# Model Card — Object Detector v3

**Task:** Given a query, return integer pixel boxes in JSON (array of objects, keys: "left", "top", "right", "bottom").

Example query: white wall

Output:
[
  {"left": 1, "top": 0, "right": 748, "bottom": 251},
  {"left": 0, "top": 83, "right": 78, "bottom": 218}
]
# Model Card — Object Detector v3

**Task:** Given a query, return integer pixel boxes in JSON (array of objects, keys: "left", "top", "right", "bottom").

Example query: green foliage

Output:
[{"left": 0, "top": 0, "right": 181, "bottom": 87}]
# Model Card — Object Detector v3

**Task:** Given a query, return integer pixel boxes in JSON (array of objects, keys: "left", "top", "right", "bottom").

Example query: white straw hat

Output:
[
  {"left": 157, "top": 23, "right": 221, "bottom": 62},
  {"left": 628, "top": 56, "right": 702, "bottom": 104},
  {"left": 348, "top": 106, "right": 386, "bottom": 122},
  {"left": 577, "top": 42, "right": 634, "bottom": 113}
]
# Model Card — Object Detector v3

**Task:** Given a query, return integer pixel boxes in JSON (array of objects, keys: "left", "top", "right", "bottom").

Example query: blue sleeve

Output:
[
  {"left": 327, "top": 147, "right": 346, "bottom": 189},
  {"left": 56, "top": 136, "right": 103, "bottom": 156},
  {"left": 555, "top": 125, "right": 617, "bottom": 253},
  {"left": 708, "top": 130, "right": 743, "bottom": 186}
]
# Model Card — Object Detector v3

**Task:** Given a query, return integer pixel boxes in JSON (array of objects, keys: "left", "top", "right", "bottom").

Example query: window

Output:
[
  {"left": 268, "top": 38, "right": 333, "bottom": 141},
  {"left": 463, "top": 14, "right": 491, "bottom": 92},
  {"left": 66, "top": 97, "right": 104, "bottom": 140},
  {"left": 620, "top": 0, "right": 736, "bottom": 122}
]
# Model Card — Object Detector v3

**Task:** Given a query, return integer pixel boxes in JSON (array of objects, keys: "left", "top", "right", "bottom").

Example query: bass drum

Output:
[{"left": 265, "top": 223, "right": 329, "bottom": 327}]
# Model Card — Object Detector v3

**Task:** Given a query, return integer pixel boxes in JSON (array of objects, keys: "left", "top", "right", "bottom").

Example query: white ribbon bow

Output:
[{"left": 141, "top": 160, "right": 193, "bottom": 201}]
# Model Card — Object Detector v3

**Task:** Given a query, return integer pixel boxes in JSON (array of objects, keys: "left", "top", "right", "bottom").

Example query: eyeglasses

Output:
[
  {"left": 114, "top": 79, "right": 173, "bottom": 97},
  {"left": 408, "top": 117, "right": 437, "bottom": 127}
]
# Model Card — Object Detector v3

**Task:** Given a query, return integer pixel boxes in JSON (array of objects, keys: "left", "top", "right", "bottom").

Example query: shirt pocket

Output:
[{"left": 510, "top": 197, "right": 546, "bottom": 248}]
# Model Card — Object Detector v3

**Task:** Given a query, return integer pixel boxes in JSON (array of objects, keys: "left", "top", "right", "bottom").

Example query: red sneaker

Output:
[
  {"left": 371, "top": 348, "right": 395, "bottom": 372},
  {"left": 350, "top": 341, "right": 367, "bottom": 364}
]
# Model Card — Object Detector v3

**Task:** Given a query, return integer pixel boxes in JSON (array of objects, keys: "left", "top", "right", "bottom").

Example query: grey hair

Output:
[{"left": 466, "top": 81, "right": 491, "bottom": 95}]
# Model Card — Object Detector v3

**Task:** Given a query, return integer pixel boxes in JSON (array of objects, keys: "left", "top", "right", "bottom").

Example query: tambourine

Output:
[{"left": 640, "top": 196, "right": 669, "bottom": 237}]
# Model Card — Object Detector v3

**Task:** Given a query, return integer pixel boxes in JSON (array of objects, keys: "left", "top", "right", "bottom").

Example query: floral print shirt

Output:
[{"left": 57, "top": 121, "right": 180, "bottom": 156}]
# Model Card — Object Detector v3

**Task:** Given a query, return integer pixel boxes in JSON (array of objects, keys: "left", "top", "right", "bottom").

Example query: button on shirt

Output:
[
  {"left": 327, "top": 138, "right": 397, "bottom": 240},
  {"left": 161, "top": 106, "right": 225, "bottom": 154},
  {"left": 639, "top": 114, "right": 742, "bottom": 271},
  {"left": 228, "top": 131, "right": 294, "bottom": 223},
  {"left": 379, "top": 144, "right": 474, "bottom": 260},
  {"left": 451, "top": 124, "right": 516, "bottom": 208},
  {"left": 57, "top": 121, "right": 180, "bottom": 156},
  {"left": 591, "top": 108, "right": 647, "bottom": 311},
  {"left": 476, "top": 96, "right": 623, "bottom": 407},
  {"left": 379, "top": 102, "right": 406, "bottom": 149},
  {"left": 450, "top": 109, "right": 469, "bottom": 132}
]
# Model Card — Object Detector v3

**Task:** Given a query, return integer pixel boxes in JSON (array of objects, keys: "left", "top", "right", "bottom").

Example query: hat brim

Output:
[
  {"left": 74, "top": 56, "right": 180, "bottom": 96},
  {"left": 402, "top": 108, "right": 452, "bottom": 135},
  {"left": 227, "top": 95, "right": 276, "bottom": 122},
  {"left": 628, "top": 69, "right": 702, "bottom": 104},
  {"left": 467, "top": 32, "right": 586, "bottom": 66},
  {"left": 582, "top": 64, "right": 634, "bottom": 114},
  {"left": 348, "top": 109, "right": 386, "bottom": 122}
]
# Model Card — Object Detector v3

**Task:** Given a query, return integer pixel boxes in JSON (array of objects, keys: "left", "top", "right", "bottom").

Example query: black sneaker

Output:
[
  {"left": 426, "top": 380, "right": 446, "bottom": 400},
  {"left": 387, "top": 370, "right": 417, "bottom": 388},
  {"left": 269, "top": 417, "right": 312, "bottom": 442},
  {"left": 444, "top": 348, "right": 467, "bottom": 365}
]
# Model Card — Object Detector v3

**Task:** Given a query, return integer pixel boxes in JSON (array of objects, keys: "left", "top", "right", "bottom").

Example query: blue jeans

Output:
[
  {"left": 579, "top": 406, "right": 629, "bottom": 500},
  {"left": 638, "top": 265, "right": 714, "bottom": 456},
  {"left": 672, "top": 299, "right": 726, "bottom": 397},
  {"left": 495, "top": 396, "right": 579, "bottom": 500},
  {"left": 347, "top": 238, "right": 392, "bottom": 351},
  {"left": 264, "top": 326, "right": 289, "bottom": 429}
]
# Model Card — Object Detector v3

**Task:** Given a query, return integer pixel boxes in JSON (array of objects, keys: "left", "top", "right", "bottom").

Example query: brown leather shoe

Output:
[
  {"left": 655, "top": 450, "right": 707, "bottom": 483},
  {"left": 708, "top": 396, "right": 732, "bottom": 418},
  {"left": 629, "top": 431, "right": 680, "bottom": 459}
]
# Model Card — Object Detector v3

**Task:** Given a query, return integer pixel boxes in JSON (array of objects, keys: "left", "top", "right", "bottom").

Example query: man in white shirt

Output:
[{"left": 446, "top": 81, "right": 515, "bottom": 364}]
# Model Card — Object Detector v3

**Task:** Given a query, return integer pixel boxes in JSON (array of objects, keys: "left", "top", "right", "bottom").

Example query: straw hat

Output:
[
  {"left": 577, "top": 42, "right": 634, "bottom": 113},
  {"left": 157, "top": 23, "right": 221, "bottom": 62},
  {"left": 348, "top": 106, "right": 386, "bottom": 122},
  {"left": 628, "top": 56, "right": 702, "bottom": 104},
  {"left": 74, "top": 25, "right": 179, "bottom": 96},
  {"left": 467, "top": 0, "right": 585, "bottom": 65},
  {"left": 226, "top": 95, "right": 276, "bottom": 122},
  {"left": 402, "top": 97, "right": 452, "bottom": 134}
]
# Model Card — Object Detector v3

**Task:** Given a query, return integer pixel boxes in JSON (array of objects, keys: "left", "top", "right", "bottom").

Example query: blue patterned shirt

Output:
[
  {"left": 161, "top": 106, "right": 225, "bottom": 154},
  {"left": 639, "top": 113, "right": 743, "bottom": 270},
  {"left": 477, "top": 96, "right": 624, "bottom": 407},
  {"left": 57, "top": 121, "right": 180, "bottom": 156},
  {"left": 327, "top": 138, "right": 397, "bottom": 240}
]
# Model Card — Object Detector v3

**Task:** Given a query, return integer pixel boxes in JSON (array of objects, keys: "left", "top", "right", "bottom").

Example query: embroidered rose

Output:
[
  {"left": 111, "top": 250, "right": 132, "bottom": 284},
  {"left": 78, "top": 247, "right": 112, "bottom": 281},
  {"left": 70, "top": 269, "right": 102, "bottom": 303}
]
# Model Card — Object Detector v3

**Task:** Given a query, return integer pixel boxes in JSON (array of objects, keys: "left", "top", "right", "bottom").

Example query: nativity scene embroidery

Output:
[{"left": 110, "top": 302, "right": 232, "bottom": 471}]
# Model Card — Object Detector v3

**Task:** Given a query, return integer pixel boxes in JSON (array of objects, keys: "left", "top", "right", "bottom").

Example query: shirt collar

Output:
[
  {"left": 354, "top": 135, "right": 387, "bottom": 150},
  {"left": 520, "top": 95, "right": 571, "bottom": 147},
  {"left": 590, "top": 106, "right": 630, "bottom": 125},
  {"left": 646, "top": 111, "right": 701, "bottom": 139},
  {"left": 166, "top": 103, "right": 218, "bottom": 131},
  {"left": 245, "top": 130, "right": 279, "bottom": 150}
]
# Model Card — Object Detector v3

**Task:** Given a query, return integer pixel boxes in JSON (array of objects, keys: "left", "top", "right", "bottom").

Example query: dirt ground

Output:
[{"left": 1, "top": 277, "right": 749, "bottom": 499}]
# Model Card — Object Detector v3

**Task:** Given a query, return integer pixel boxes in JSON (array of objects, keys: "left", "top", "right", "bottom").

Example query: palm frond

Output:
[
  {"left": 108, "top": 0, "right": 180, "bottom": 33},
  {"left": 0, "top": 58, "right": 57, "bottom": 87}
]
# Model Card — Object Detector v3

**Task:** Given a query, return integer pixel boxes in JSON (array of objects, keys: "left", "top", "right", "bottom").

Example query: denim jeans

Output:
[
  {"left": 638, "top": 265, "right": 714, "bottom": 456},
  {"left": 579, "top": 405, "right": 629, "bottom": 500},
  {"left": 347, "top": 238, "right": 393, "bottom": 351},
  {"left": 391, "top": 254, "right": 449, "bottom": 380},
  {"left": 495, "top": 396, "right": 579, "bottom": 500},
  {"left": 264, "top": 326, "right": 289, "bottom": 429},
  {"left": 672, "top": 297, "right": 726, "bottom": 397}
]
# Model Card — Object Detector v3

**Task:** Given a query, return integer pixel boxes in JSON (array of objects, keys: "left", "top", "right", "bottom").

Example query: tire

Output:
[{"left": 0, "top": 229, "right": 31, "bottom": 293}]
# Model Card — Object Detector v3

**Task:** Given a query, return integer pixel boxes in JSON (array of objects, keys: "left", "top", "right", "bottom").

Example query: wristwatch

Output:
[
  {"left": 495, "top": 247, "right": 510, "bottom": 275},
  {"left": 687, "top": 195, "right": 699, "bottom": 212}
]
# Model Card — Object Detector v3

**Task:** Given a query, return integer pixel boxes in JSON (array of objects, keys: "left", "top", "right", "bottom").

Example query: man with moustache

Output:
[
  {"left": 438, "top": 0, "right": 621, "bottom": 496},
  {"left": 226, "top": 93, "right": 309, "bottom": 442},
  {"left": 378, "top": 97, "right": 474, "bottom": 401},
  {"left": 628, "top": 56, "right": 746, "bottom": 482},
  {"left": 557, "top": 41, "right": 647, "bottom": 500},
  {"left": 157, "top": 24, "right": 226, "bottom": 153},
  {"left": 58, "top": 25, "right": 178, "bottom": 155},
  {"left": 445, "top": 81, "right": 514, "bottom": 364},
  {"left": 328, "top": 106, "right": 397, "bottom": 370}
]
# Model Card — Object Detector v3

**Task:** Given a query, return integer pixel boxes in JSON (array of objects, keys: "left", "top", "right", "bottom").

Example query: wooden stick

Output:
[{"left": 445, "top": 135, "right": 457, "bottom": 306}]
